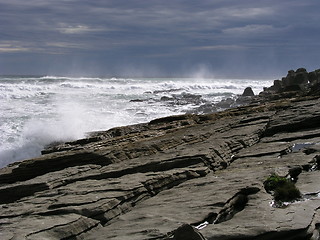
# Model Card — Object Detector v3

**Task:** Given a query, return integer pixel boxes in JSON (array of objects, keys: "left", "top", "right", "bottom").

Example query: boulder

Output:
[
  {"left": 272, "top": 79, "right": 283, "bottom": 92},
  {"left": 259, "top": 68, "right": 320, "bottom": 98},
  {"left": 284, "top": 68, "right": 308, "bottom": 86},
  {"left": 174, "top": 224, "right": 206, "bottom": 240},
  {"left": 242, "top": 87, "right": 254, "bottom": 96}
]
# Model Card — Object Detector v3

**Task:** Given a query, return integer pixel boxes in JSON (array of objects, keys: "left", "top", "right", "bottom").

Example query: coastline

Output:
[
  {"left": 0, "top": 76, "right": 271, "bottom": 168},
  {"left": 1, "top": 68, "right": 320, "bottom": 239}
]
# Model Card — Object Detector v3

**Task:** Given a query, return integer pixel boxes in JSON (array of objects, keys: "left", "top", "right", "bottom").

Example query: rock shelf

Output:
[{"left": 1, "top": 69, "right": 320, "bottom": 239}]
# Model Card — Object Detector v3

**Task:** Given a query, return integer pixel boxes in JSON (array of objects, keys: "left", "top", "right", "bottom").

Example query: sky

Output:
[{"left": 0, "top": 0, "right": 319, "bottom": 78}]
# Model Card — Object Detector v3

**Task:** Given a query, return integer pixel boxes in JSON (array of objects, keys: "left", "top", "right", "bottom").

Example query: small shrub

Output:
[
  {"left": 273, "top": 183, "right": 301, "bottom": 202},
  {"left": 264, "top": 174, "right": 301, "bottom": 202}
]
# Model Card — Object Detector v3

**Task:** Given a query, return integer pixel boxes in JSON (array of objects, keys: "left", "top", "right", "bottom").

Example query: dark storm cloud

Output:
[{"left": 0, "top": 0, "right": 319, "bottom": 76}]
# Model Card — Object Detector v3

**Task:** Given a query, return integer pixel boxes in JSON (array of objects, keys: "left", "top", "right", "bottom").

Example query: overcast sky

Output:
[{"left": 0, "top": 0, "right": 319, "bottom": 77}]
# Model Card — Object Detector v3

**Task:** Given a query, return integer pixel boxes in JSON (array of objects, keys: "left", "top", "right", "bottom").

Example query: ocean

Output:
[{"left": 0, "top": 76, "right": 273, "bottom": 167}]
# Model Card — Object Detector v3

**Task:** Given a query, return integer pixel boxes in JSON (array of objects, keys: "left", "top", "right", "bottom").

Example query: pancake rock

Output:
[{"left": 1, "top": 70, "right": 320, "bottom": 240}]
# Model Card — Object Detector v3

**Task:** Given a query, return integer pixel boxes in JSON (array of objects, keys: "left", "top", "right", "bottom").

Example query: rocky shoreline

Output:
[{"left": 1, "top": 68, "right": 320, "bottom": 240}]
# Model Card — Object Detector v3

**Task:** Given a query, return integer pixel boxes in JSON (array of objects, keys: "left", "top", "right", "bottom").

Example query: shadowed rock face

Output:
[
  {"left": 242, "top": 87, "right": 255, "bottom": 96},
  {"left": 1, "top": 75, "right": 320, "bottom": 239},
  {"left": 262, "top": 68, "right": 320, "bottom": 98}
]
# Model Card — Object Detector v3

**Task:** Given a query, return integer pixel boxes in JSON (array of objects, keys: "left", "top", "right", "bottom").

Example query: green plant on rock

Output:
[{"left": 264, "top": 174, "right": 301, "bottom": 202}]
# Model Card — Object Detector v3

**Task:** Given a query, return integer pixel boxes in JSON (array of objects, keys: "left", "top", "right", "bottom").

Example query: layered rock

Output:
[{"left": 1, "top": 71, "right": 320, "bottom": 240}]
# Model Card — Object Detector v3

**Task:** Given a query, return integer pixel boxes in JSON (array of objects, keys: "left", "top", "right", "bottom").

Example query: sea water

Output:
[{"left": 0, "top": 76, "right": 273, "bottom": 167}]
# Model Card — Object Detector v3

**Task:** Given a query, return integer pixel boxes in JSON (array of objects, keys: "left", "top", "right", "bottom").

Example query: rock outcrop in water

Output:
[
  {"left": 1, "top": 69, "right": 320, "bottom": 240},
  {"left": 260, "top": 68, "right": 320, "bottom": 99},
  {"left": 242, "top": 86, "right": 254, "bottom": 96}
]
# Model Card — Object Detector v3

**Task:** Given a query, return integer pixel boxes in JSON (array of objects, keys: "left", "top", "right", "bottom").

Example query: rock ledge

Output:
[{"left": 1, "top": 69, "right": 320, "bottom": 240}]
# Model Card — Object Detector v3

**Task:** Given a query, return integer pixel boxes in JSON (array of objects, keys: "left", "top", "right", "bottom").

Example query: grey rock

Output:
[
  {"left": 260, "top": 68, "right": 320, "bottom": 97},
  {"left": 242, "top": 86, "right": 254, "bottom": 96},
  {"left": 1, "top": 87, "right": 320, "bottom": 239}
]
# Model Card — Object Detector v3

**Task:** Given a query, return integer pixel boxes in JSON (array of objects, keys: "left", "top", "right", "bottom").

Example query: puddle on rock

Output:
[
  {"left": 291, "top": 142, "right": 315, "bottom": 152},
  {"left": 278, "top": 142, "right": 319, "bottom": 158}
]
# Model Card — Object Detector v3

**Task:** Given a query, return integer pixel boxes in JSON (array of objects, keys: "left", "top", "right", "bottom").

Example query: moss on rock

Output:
[{"left": 264, "top": 174, "right": 301, "bottom": 202}]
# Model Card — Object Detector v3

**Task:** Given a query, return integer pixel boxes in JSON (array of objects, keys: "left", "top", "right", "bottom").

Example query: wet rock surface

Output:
[{"left": 1, "top": 70, "right": 320, "bottom": 240}]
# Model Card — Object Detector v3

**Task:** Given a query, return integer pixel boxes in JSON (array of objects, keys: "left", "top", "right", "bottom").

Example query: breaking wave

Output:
[{"left": 0, "top": 76, "right": 273, "bottom": 167}]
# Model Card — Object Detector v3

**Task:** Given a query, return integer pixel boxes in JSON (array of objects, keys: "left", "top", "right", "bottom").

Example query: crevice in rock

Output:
[
  {"left": 0, "top": 183, "right": 49, "bottom": 204},
  {"left": 100, "top": 168, "right": 209, "bottom": 224},
  {"left": 210, "top": 149, "right": 224, "bottom": 163},
  {"left": 3, "top": 132, "right": 211, "bottom": 185},
  {"left": 53, "top": 155, "right": 209, "bottom": 188},
  {"left": 38, "top": 189, "right": 149, "bottom": 225},
  {"left": 191, "top": 187, "right": 260, "bottom": 229},
  {"left": 0, "top": 151, "right": 112, "bottom": 184},
  {"left": 25, "top": 216, "right": 101, "bottom": 240},
  {"left": 92, "top": 192, "right": 151, "bottom": 225},
  {"left": 46, "top": 196, "right": 119, "bottom": 211},
  {"left": 40, "top": 168, "right": 209, "bottom": 227},
  {"left": 264, "top": 115, "right": 320, "bottom": 137},
  {"left": 61, "top": 222, "right": 102, "bottom": 240},
  {"left": 265, "top": 131, "right": 320, "bottom": 143},
  {"left": 238, "top": 115, "right": 271, "bottom": 125},
  {"left": 142, "top": 168, "right": 209, "bottom": 197}
]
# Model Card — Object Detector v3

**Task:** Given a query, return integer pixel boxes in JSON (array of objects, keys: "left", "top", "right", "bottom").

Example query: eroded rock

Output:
[{"left": 1, "top": 73, "right": 320, "bottom": 240}]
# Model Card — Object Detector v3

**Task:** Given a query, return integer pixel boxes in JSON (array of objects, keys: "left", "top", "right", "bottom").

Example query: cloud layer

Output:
[{"left": 0, "top": 0, "right": 319, "bottom": 77}]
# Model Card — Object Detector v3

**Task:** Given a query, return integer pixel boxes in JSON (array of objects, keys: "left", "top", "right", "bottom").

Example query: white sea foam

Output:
[{"left": 0, "top": 76, "right": 273, "bottom": 167}]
